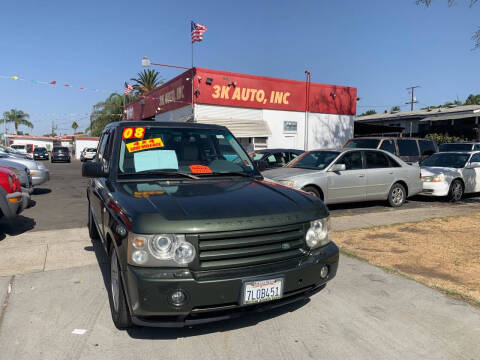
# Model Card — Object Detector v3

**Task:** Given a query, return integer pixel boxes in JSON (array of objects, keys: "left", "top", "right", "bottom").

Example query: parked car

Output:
[
  {"left": 1, "top": 146, "right": 29, "bottom": 159},
  {"left": 420, "top": 151, "right": 480, "bottom": 201},
  {"left": 249, "top": 148, "right": 304, "bottom": 170},
  {"left": 264, "top": 148, "right": 423, "bottom": 207},
  {"left": 83, "top": 121, "right": 339, "bottom": 328},
  {"left": 0, "top": 158, "right": 33, "bottom": 194},
  {"left": 80, "top": 148, "right": 97, "bottom": 162},
  {"left": 51, "top": 147, "right": 71, "bottom": 163},
  {"left": 0, "top": 154, "right": 49, "bottom": 186},
  {"left": 344, "top": 137, "right": 437, "bottom": 164},
  {"left": 438, "top": 142, "right": 480, "bottom": 152},
  {"left": 0, "top": 166, "right": 29, "bottom": 219},
  {"left": 33, "top": 147, "right": 49, "bottom": 160},
  {"left": 10, "top": 144, "right": 34, "bottom": 159}
]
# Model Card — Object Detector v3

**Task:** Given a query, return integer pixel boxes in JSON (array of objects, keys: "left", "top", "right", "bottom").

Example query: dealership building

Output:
[{"left": 126, "top": 68, "right": 357, "bottom": 152}]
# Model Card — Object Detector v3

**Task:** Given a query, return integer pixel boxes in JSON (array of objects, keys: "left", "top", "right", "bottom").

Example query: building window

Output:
[
  {"left": 253, "top": 137, "right": 268, "bottom": 150},
  {"left": 283, "top": 121, "right": 297, "bottom": 133}
]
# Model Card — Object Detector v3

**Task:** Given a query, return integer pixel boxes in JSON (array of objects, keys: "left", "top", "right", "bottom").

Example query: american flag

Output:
[
  {"left": 123, "top": 82, "right": 133, "bottom": 95},
  {"left": 191, "top": 21, "right": 207, "bottom": 43}
]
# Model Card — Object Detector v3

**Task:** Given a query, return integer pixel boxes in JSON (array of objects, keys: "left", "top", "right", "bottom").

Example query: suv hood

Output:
[{"left": 112, "top": 178, "right": 327, "bottom": 233}]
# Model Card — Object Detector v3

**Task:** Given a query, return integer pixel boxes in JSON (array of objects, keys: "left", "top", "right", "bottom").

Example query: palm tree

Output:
[
  {"left": 86, "top": 93, "right": 124, "bottom": 137},
  {"left": 1, "top": 109, "right": 33, "bottom": 135},
  {"left": 130, "top": 69, "right": 162, "bottom": 95},
  {"left": 72, "top": 121, "right": 79, "bottom": 133}
]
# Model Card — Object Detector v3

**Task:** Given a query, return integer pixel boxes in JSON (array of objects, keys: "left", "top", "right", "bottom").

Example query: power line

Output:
[{"left": 406, "top": 86, "right": 420, "bottom": 111}]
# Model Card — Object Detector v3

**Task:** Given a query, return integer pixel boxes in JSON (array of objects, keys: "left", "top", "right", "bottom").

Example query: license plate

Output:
[{"left": 242, "top": 278, "right": 283, "bottom": 305}]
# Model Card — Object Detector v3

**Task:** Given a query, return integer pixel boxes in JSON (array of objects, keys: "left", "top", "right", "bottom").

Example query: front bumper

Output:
[
  {"left": 124, "top": 241, "right": 339, "bottom": 327},
  {"left": 421, "top": 181, "right": 450, "bottom": 196},
  {"left": 31, "top": 169, "right": 50, "bottom": 186}
]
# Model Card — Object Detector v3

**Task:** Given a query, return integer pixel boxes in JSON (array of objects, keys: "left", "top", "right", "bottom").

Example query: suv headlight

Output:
[
  {"left": 305, "top": 218, "right": 330, "bottom": 249},
  {"left": 128, "top": 233, "right": 196, "bottom": 267}
]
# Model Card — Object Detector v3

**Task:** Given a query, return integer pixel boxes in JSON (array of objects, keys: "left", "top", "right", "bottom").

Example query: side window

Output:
[
  {"left": 397, "top": 139, "right": 419, "bottom": 157},
  {"left": 474, "top": 145, "right": 480, "bottom": 151},
  {"left": 97, "top": 132, "right": 111, "bottom": 172},
  {"left": 336, "top": 151, "right": 363, "bottom": 170},
  {"left": 470, "top": 153, "right": 480, "bottom": 163},
  {"left": 266, "top": 154, "right": 276, "bottom": 164},
  {"left": 290, "top": 153, "right": 299, "bottom": 161},
  {"left": 419, "top": 140, "right": 436, "bottom": 156},
  {"left": 365, "top": 151, "right": 390, "bottom": 169},
  {"left": 274, "top": 152, "right": 288, "bottom": 167},
  {"left": 379, "top": 140, "right": 396, "bottom": 154}
]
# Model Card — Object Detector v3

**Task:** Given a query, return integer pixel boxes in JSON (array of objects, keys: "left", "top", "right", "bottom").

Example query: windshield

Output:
[
  {"left": 118, "top": 127, "right": 256, "bottom": 176},
  {"left": 421, "top": 153, "right": 470, "bottom": 168},
  {"left": 438, "top": 143, "right": 473, "bottom": 152},
  {"left": 287, "top": 151, "right": 339, "bottom": 170},
  {"left": 345, "top": 139, "right": 380, "bottom": 149}
]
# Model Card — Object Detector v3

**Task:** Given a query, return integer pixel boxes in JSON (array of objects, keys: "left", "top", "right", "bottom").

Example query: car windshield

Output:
[
  {"left": 287, "top": 151, "right": 339, "bottom": 170},
  {"left": 421, "top": 153, "right": 470, "bottom": 168},
  {"left": 118, "top": 127, "right": 256, "bottom": 177},
  {"left": 438, "top": 143, "right": 473, "bottom": 152},
  {"left": 345, "top": 139, "right": 380, "bottom": 149}
]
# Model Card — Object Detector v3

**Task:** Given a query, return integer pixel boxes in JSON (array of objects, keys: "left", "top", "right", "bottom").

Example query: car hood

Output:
[
  {"left": 421, "top": 166, "right": 461, "bottom": 177},
  {"left": 262, "top": 167, "right": 322, "bottom": 181},
  {"left": 112, "top": 178, "right": 327, "bottom": 234}
]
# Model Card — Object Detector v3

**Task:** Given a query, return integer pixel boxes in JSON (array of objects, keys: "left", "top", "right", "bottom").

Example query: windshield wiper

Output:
[
  {"left": 207, "top": 171, "right": 254, "bottom": 178},
  {"left": 120, "top": 170, "right": 200, "bottom": 180}
]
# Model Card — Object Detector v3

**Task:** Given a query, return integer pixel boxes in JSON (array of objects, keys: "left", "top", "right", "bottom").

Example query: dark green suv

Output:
[{"left": 82, "top": 121, "right": 339, "bottom": 328}]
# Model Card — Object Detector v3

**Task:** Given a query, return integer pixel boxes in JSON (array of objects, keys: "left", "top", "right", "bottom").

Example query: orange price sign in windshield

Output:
[{"left": 122, "top": 127, "right": 145, "bottom": 139}]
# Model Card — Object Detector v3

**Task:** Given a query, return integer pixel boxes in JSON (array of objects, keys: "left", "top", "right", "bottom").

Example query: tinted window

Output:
[
  {"left": 438, "top": 143, "right": 473, "bottom": 152},
  {"left": 421, "top": 153, "right": 470, "bottom": 168},
  {"left": 365, "top": 151, "right": 390, "bottom": 168},
  {"left": 474, "top": 145, "right": 480, "bottom": 150},
  {"left": 397, "top": 140, "right": 419, "bottom": 157},
  {"left": 419, "top": 140, "right": 436, "bottom": 156},
  {"left": 289, "top": 151, "right": 339, "bottom": 170},
  {"left": 379, "top": 140, "right": 396, "bottom": 154},
  {"left": 336, "top": 151, "right": 363, "bottom": 170},
  {"left": 345, "top": 139, "right": 380, "bottom": 149},
  {"left": 470, "top": 153, "right": 480, "bottom": 163}
]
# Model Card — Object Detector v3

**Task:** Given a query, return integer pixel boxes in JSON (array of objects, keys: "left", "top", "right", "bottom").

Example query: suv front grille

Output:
[{"left": 197, "top": 223, "right": 307, "bottom": 270}]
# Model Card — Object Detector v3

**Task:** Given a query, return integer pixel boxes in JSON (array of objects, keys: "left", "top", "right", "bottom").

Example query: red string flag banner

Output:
[
  {"left": 49, "top": 81, "right": 56, "bottom": 85},
  {"left": 64, "top": 84, "right": 70, "bottom": 87}
]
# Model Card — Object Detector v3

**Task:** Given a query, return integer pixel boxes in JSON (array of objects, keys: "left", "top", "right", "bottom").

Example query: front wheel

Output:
[
  {"left": 302, "top": 185, "right": 321, "bottom": 199},
  {"left": 108, "top": 245, "right": 132, "bottom": 329},
  {"left": 448, "top": 180, "right": 464, "bottom": 202},
  {"left": 388, "top": 183, "right": 406, "bottom": 207}
]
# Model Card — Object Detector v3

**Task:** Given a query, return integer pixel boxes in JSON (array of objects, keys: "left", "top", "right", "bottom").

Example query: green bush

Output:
[{"left": 425, "top": 133, "right": 465, "bottom": 144}]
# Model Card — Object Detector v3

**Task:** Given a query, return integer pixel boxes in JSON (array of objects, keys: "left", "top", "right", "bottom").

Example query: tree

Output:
[
  {"left": 130, "top": 69, "right": 163, "bottom": 95},
  {"left": 391, "top": 106, "right": 401, "bottom": 112},
  {"left": 86, "top": 93, "right": 124, "bottom": 137},
  {"left": 357, "top": 109, "right": 377, "bottom": 116},
  {"left": 1, "top": 109, "right": 33, "bottom": 134},
  {"left": 464, "top": 94, "right": 480, "bottom": 105},
  {"left": 417, "top": 0, "right": 480, "bottom": 48},
  {"left": 71, "top": 121, "right": 79, "bottom": 132}
]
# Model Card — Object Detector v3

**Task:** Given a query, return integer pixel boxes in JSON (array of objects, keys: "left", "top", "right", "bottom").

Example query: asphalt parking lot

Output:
[{"left": 0, "top": 161, "right": 479, "bottom": 359}]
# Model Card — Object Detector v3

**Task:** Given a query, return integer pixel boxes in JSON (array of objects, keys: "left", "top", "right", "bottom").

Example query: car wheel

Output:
[
  {"left": 88, "top": 205, "right": 100, "bottom": 240},
  {"left": 388, "top": 183, "right": 406, "bottom": 207},
  {"left": 108, "top": 244, "right": 133, "bottom": 329},
  {"left": 448, "top": 179, "right": 464, "bottom": 202},
  {"left": 302, "top": 185, "right": 322, "bottom": 199}
]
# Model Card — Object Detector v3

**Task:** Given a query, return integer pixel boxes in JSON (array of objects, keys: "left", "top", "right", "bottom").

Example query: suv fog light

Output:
[
  {"left": 170, "top": 290, "right": 187, "bottom": 306},
  {"left": 320, "top": 265, "right": 329, "bottom": 279},
  {"left": 132, "top": 250, "right": 148, "bottom": 264}
]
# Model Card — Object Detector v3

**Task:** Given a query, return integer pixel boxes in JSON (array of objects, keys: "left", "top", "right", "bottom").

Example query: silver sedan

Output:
[{"left": 263, "top": 148, "right": 423, "bottom": 207}]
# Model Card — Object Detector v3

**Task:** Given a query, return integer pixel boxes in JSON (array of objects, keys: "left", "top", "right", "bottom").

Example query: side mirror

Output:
[
  {"left": 254, "top": 160, "right": 267, "bottom": 172},
  {"left": 82, "top": 161, "right": 105, "bottom": 178},
  {"left": 329, "top": 163, "right": 346, "bottom": 172},
  {"left": 467, "top": 161, "right": 480, "bottom": 169}
]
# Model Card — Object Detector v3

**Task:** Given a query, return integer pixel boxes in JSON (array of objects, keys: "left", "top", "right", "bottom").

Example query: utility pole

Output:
[{"left": 406, "top": 86, "right": 420, "bottom": 111}]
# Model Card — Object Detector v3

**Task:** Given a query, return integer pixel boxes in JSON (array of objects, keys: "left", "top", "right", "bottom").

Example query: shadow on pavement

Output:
[
  {"left": 0, "top": 215, "right": 36, "bottom": 241},
  {"left": 32, "top": 188, "right": 52, "bottom": 195},
  {"left": 88, "top": 235, "right": 313, "bottom": 339}
]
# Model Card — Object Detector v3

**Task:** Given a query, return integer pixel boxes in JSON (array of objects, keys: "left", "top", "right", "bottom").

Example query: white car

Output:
[
  {"left": 80, "top": 148, "right": 97, "bottom": 162},
  {"left": 420, "top": 151, "right": 480, "bottom": 201}
]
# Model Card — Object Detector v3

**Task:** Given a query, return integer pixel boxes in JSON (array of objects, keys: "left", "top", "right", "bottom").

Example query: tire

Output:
[
  {"left": 388, "top": 182, "right": 406, "bottom": 207},
  {"left": 108, "top": 244, "right": 133, "bottom": 329},
  {"left": 448, "top": 179, "right": 464, "bottom": 202},
  {"left": 302, "top": 185, "right": 322, "bottom": 199},
  {"left": 88, "top": 204, "right": 100, "bottom": 240}
]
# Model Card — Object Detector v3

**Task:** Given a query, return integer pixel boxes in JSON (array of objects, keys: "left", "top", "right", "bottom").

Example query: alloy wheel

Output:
[
  {"left": 451, "top": 181, "right": 463, "bottom": 201},
  {"left": 392, "top": 187, "right": 404, "bottom": 206}
]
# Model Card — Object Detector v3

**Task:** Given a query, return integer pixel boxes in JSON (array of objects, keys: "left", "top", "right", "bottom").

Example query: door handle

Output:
[
  {"left": 389, "top": 172, "right": 394, "bottom": 175},
  {"left": 358, "top": 175, "right": 365, "bottom": 178}
]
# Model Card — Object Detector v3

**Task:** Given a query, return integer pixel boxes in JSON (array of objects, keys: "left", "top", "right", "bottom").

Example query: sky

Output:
[{"left": 0, "top": 0, "right": 479, "bottom": 136}]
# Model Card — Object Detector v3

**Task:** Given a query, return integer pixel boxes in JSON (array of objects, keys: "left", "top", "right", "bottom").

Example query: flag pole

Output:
[{"left": 191, "top": 21, "right": 195, "bottom": 122}]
